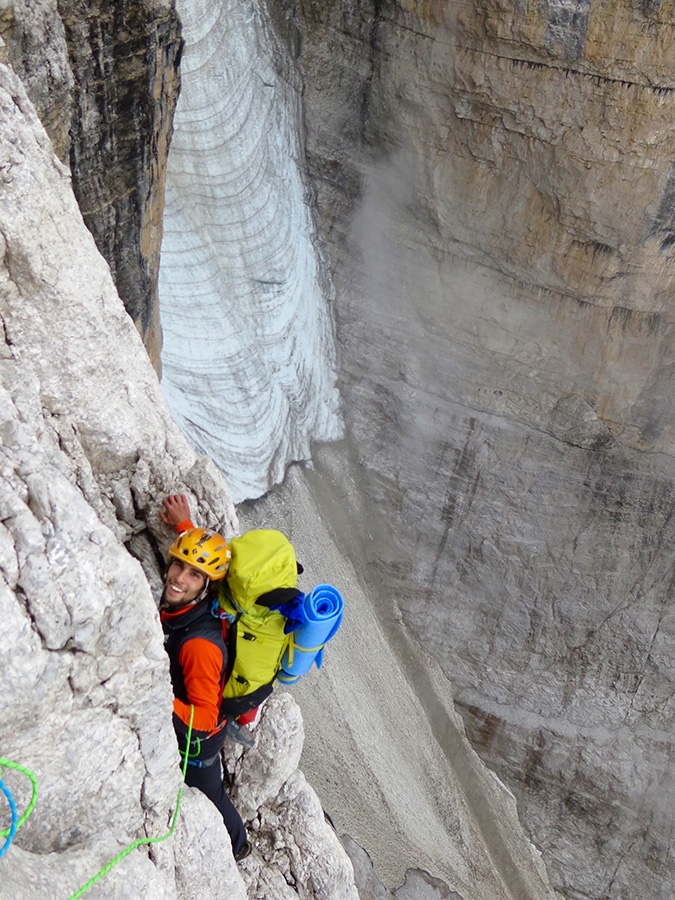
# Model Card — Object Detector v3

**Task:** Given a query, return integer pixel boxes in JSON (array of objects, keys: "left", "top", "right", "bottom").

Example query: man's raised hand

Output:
[{"left": 160, "top": 493, "right": 192, "bottom": 528}]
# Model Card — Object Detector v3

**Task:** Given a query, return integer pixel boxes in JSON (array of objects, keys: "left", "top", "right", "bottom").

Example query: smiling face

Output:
[{"left": 162, "top": 558, "right": 208, "bottom": 608}]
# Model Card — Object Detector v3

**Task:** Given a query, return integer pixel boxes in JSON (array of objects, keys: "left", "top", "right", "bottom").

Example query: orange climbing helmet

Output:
[{"left": 168, "top": 528, "right": 231, "bottom": 581}]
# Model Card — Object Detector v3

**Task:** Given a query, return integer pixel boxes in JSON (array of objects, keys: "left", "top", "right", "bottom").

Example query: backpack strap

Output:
[
  {"left": 220, "top": 682, "right": 274, "bottom": 718},
  {"left": 255, "top": 587, "right": 302, "bottom": 608},
  {"left": 256, "top": 588, "right": 305, "bottom": 634}
]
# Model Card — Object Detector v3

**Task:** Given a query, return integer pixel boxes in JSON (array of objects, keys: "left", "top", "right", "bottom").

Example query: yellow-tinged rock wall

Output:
[
  {"left": 261, "top": 2, "right": 675, "bottom": 897},
  {"left": 450, "top": 0, "right": 675, "bottom": 309}
]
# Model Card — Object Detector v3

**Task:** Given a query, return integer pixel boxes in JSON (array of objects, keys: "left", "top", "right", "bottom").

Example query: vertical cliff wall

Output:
[
  {"left": 0, "top": 59, "right": 237, "bottom": 898},
  {"left": 258, "top": 2, "right": 675, "bottom": 898},
  {"left": 0, "top": 61, "right": 358, "bottom": 900},
  {"left": 58, "top": 0, "right": 182, "bottom": 368},
  {"left": 5, "top": 0, "right": 673, "bottom": 895},
  {"left": 0, "top": 0, "right": 182, "bottom": 367}
]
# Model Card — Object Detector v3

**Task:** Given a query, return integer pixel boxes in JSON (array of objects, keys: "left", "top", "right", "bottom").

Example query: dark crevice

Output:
[
  {"left": 462, "top": 47, "right": 675, "bottom": 95},
  {"left": 360, "top": 0, "right": 384, "bottom": 147},
  {"left": 571, "top": 238, "right": 616, "bottom": 258},
  {"left": 55, "top": 0, "right": 183, "bottom": 343}
]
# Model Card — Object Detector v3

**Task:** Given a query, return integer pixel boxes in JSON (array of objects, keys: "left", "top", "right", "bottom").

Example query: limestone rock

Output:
[
  {"left": 0, "top": 0, "right": 182, "bottom": 365},
  {"left": 226, "top": 693, "right": 305, "bottom": 820},
  {"left": 222, "top": 692, "right": 359, "bottom": 900},
  {"left": 0, "top": 60, "right": 359, "bottom": 900},
  {"left": 222, "top": 694, "right": 359, "bottom": 900},
  {"left": 396, "top": 870, "right": 464, "bottom": 900},
  {"left": 58, "top": 0, "right": 183, "bottom": 367},
  {"left": 259, "top": 770, "right": 358, "bottom": 900},
  {"left": 6, "top": 0, "right": 675, "bottom": 896},
  {"left": 0, "top": 62, "right": 247, "bottom": 899},
  {"left": 342, "top": 838, "right": 463, "bottom": 900},
  {"left": 248, "top": 4, "right": 675, "bottom": 897},
  {"left": 171, "top": 790, "right": 247, "bottom": 900},
  {"left": 0, "top": 0, "right": 73, "bottom": 161},
  {"left": 0, "top": 59, "right": 235, "bottom": 545},
  {"left": 340, "top": 836, "right": 396, "bottom": 900},
  {"left": 1, "top": 838, "right": 181, "bottom": 900},
  {"left": 237, "top": 468, "right": 561, "bottom": 900}
]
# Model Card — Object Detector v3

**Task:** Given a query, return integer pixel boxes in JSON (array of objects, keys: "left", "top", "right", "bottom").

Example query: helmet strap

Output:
[{"left": 196, "top": 580, "right": 211, "bottom": 602}]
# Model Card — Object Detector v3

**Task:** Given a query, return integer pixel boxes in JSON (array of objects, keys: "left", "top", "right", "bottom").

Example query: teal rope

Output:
[
  {"left": 0, "top": 778, "right": 17, "bottom": 859},
  {"left": 0, "top": 758, "right": 38, "bottom": 857},
  {"left": 67, "top": 705, "right": 195, "bottom": 899},
  {"left": 0, "top": 710, "right": 194, "bottom": 896}
]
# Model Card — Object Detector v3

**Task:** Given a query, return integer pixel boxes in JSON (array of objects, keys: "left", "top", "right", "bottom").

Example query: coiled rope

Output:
[
  {"left": 0, "top": 706, "right": 194, "bottom": 900},
  {"left": 0, "top": 758, "right": 39, "bottom": 859}
]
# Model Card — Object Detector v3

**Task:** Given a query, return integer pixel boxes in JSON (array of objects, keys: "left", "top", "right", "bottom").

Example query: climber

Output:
[
  {"left": 161, "top": 494, "right": 343, "bottom": 738},
  {"left": 160, "top": 493, "right": 261, "bottom": 747},
  {"left": 160, "top": 526, "right": 251, "bottom": 862}
]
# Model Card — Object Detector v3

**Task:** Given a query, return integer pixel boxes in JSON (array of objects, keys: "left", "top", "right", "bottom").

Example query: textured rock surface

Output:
[
  {"left": 251, "top": 3, "right": 675, "bottom": 899},
  {"left": 0, "top": 0, "right": 182, "bottom": 365},
  {"left": 0, "top": 59, "right": 233, "bottom": 899},
  {"left": 158, "top": 0, "right": 342, "bottom": 502},
  {"left": 0, "top": 0, "right": 73, "bottom": 160},
  {"left": 341, "top": 837, "right": 397, "bottom": 900},
  {"left": 0, "top": 63, "right": 356, "bottom": 900},
  {"left": 227, "top": 695, "right": 359, "bottom": 900},
  {"left": 59, "top": 0, "right": 182, "bottom": 366},
  {"left": 5, "top": 0, "right": 675, "bottom": 897},
  {"left": 238, "top": 467, "right": 559, "bottom": 900},
  {"left": 342, "top": 841, "right": 464, "bottom": 900}
]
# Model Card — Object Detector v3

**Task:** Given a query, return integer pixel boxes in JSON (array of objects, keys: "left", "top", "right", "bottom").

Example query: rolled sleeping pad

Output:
[{"left": 277, "top": 584, "right": 344, "bottom": 684}]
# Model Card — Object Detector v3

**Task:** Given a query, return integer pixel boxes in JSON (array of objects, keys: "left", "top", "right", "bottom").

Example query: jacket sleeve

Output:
[
  {"left": 173, "top": 637, "right": 224, "bottom": 734},
  {"left": 174, "top": 518, "right": 195, "bottom": 533}
]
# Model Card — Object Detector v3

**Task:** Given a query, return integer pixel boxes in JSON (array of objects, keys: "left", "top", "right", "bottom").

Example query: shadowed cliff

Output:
[{"left": 0, "top": 0, "right": 183, "bottom": 368}]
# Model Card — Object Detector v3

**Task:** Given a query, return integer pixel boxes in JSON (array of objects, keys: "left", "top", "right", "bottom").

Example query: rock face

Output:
[
  {"left": 227, "top": 694, "right": 358, "bottom": 900},
  {"left": 59, "top": 0, "right": 182, "bottom": 368},
  {"left": 158, "top": 0, "right": 342, "bottom": 502},
  {"left": 5, "top": 0, "right": 675, "bottom": 896},
  {"left": 237, "top": 465, "right": 561, "bottom": 900},
  {"left": 0, "top": 0, "right": 73, "bottom": 161},
  {"left": 0, "top": 63, "right": 356, "bottom": 900},
  {"left": 0, "top": 0, "right": 182, "bottom": 367},
  {"left": 251, "top": 3, "right": 675, "bottom": 899}
]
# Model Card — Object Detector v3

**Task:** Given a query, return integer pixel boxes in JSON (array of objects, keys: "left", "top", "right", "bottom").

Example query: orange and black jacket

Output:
[{"left": 161, "top": 599, "right": 228, "bottom": 750}]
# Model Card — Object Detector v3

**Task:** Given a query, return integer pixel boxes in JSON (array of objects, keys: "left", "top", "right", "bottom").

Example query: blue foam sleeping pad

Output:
[{"left": 277, "top": 584, "right": 344, "bottom": 684}]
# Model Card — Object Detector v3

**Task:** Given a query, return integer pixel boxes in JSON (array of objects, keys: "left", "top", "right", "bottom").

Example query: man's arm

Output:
[
  {"left": 160, "top": 493, "right": 195, "bottom": 533},
  {"left": 174, "top": 637, "right": 224, "bottom": 734}
]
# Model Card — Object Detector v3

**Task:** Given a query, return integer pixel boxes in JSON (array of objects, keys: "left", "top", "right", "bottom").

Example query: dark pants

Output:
[{"left": 184, "top": 754, "right": 248, "bottom": 856}]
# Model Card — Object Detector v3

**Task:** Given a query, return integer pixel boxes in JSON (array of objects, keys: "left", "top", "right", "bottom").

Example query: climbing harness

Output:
[
  {"left": 0, "top": 707, "right": 195, "bottom": 900},
  {"left": 179, "top": 732, "right": 219, "bottom": 768},
  {"left": 0, "top": 758, "right": 39, "bottom": 860},
  {"left": 183, "top": 734, "right": 202, "bottom": 758},
  {"left": 185, "top": 753, "right": 219, "bottom": 768}
]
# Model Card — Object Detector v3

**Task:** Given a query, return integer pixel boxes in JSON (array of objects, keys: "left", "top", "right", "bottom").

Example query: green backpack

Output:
[{"left": 218, "top": 529, "right": 301, "bottom": 712}]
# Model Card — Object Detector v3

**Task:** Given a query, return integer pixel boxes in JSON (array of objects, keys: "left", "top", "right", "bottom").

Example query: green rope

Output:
[
  {"left": 0, "top": 758, "right": 38, "bottom": 838},
  {"left": 66, "top": 705, "right": 195, "bottom": 900}
]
